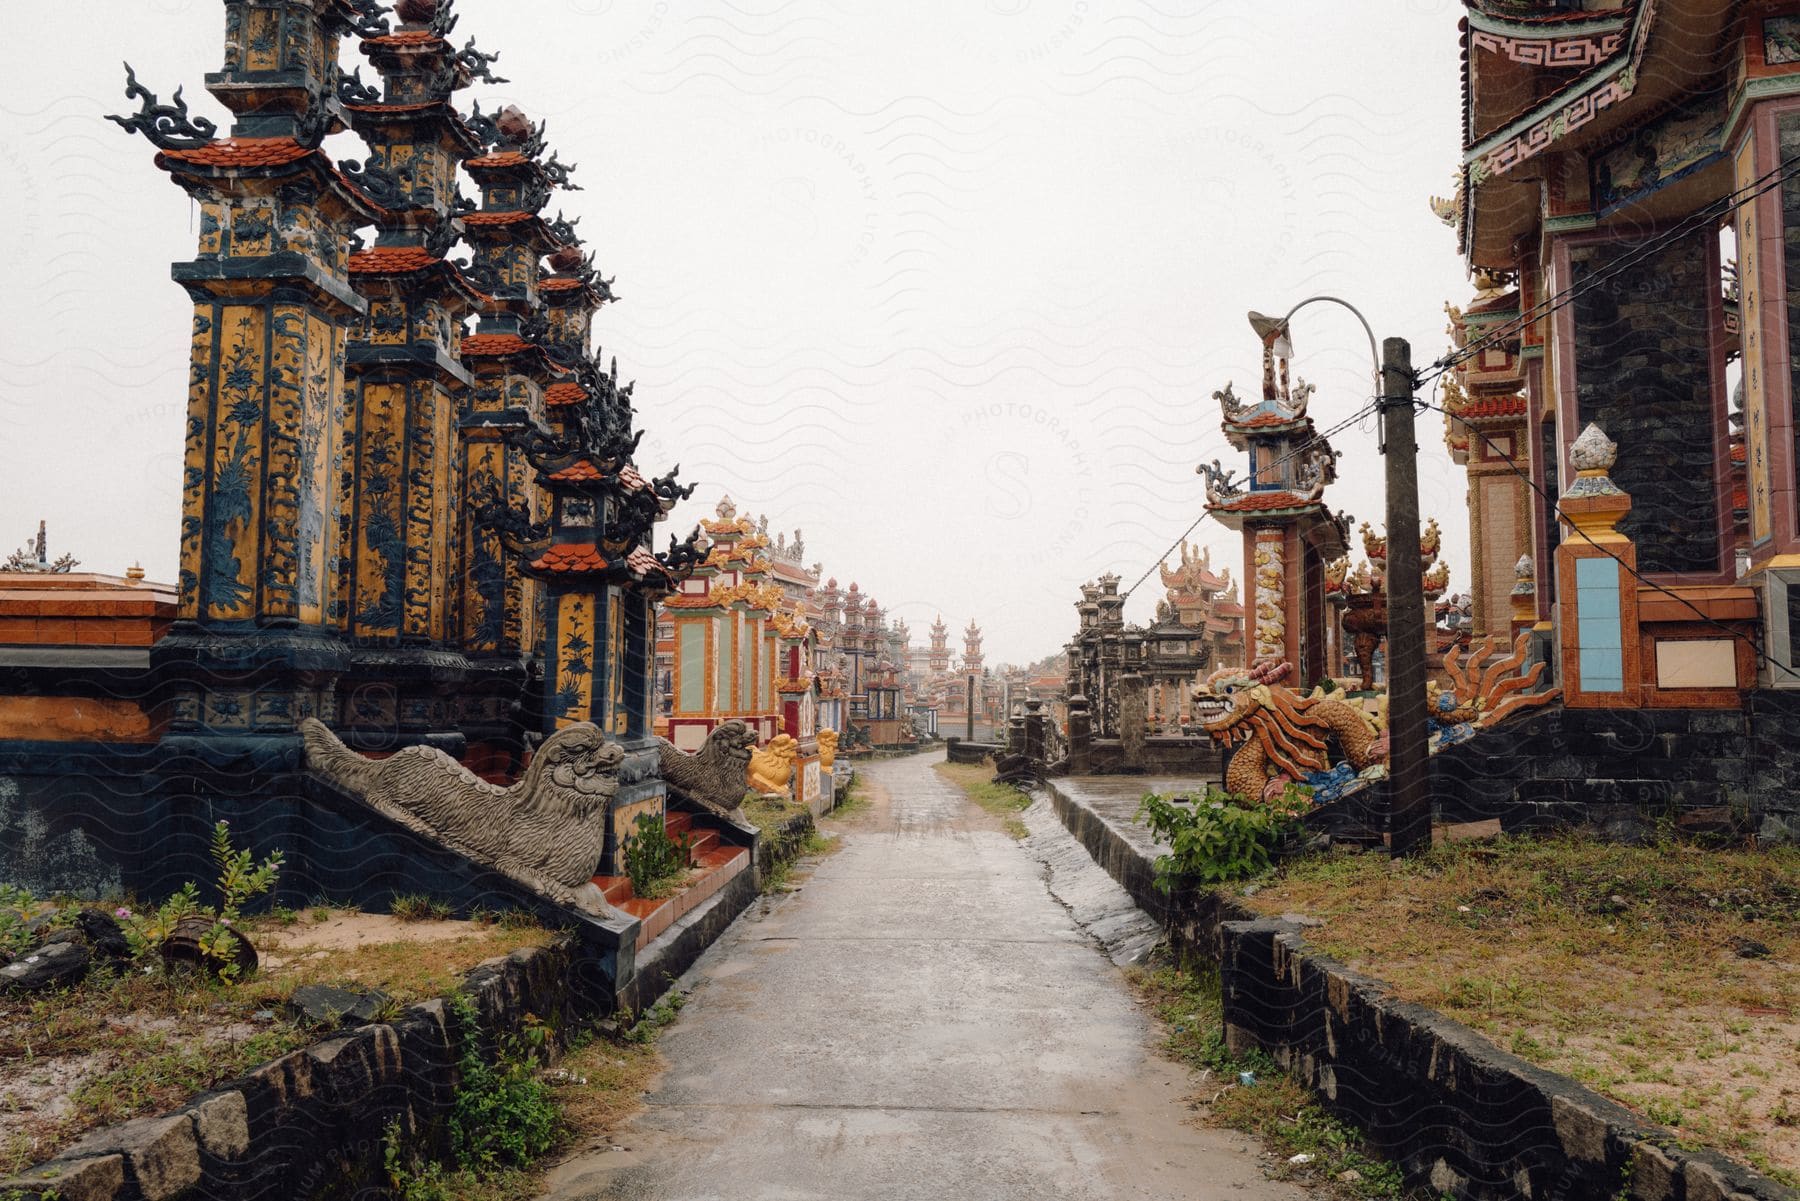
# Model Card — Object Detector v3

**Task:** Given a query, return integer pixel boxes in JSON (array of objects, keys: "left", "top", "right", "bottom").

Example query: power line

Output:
[
  {"left": 1420, "top": 150, "right": 1800, "bottom": 387},
  {"left": 1120, "top": 398, "right": 1381, "bottom": 601},
  {"left": 1423, "top": 399, "right": 1797, "bottom": 683}
]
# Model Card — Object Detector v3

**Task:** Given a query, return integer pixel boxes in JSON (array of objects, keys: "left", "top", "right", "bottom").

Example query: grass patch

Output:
[
  {"left": 740, "top": 795, "right": 808, "bottom": 836},
  {"left": 390, "top": 894, "right": 453, "bottom": 923},
  {"left": 933, "top": 761, "right": 1031, "bottom": 838},
  {"left": 1239, "top": 832, "right": 1800, "bottom": 1182},
  {"left": 828, "top": 773, "right": 869, "bottom": 819},
  {"left": 1129, "top": 959, "right": 1413, "bottom": 1199},
  {"left": 383, "top": 991, "right": 665, "bottom": 1201}
]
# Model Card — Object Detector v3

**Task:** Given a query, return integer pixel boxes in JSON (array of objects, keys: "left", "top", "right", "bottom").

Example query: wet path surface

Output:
[{"left": 541, "top": 751, "right": 1312, "bottom": 1201}]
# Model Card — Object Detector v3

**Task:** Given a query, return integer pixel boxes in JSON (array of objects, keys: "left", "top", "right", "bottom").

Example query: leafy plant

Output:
[
  {"left": 391, "top": 894, "right": 453, "bottom": 923},
  {"left": 1137, "top": 786, "right": 1312, "bottom": 889},
  {"left": 622, "top": 813, "right": 690, "bottom": 899},
  {"left": 0, "top": 884, "right": 38, "bottom": 958},
  {"left": 119, "top": 821, "right": 283, "bottom": 980},
  {"left": 445, "top": 994, "right": 560, "bottom": 1170}
]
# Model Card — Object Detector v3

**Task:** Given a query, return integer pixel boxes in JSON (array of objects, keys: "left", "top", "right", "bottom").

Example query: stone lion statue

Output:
[
  {"left": 817, "top": 728, "right": 838, "bottom": 769},
  {"left": 658, "top": 719, "right": 756, "bottom": 818},
  {"left": 748, "top": 733, "right": 798, "bottom": 796},
  {"left": 301, "top": 718, "right": 624, "bottom": 918}
]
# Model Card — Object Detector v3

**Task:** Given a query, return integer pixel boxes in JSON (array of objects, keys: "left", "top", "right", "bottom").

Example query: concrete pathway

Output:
[{"left": 541, "top": 751, "right": 1312, "bottom": 1201}]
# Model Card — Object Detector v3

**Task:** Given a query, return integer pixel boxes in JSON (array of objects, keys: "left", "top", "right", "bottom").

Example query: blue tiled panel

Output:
[{"left": 1575, "top": 557, "right": 1624, "bottom": 692}]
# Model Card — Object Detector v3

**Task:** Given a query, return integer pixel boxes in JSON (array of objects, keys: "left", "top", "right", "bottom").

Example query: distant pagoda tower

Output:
[
  {"left": 962, "top": 620, "right": 985, "bottom": 674},
  {"left": 333, "top": 1, "right": 494, "bottom": 748},
  {"left": 112, "top": 0, "right": 384, "bottom": 742},
  {"left": 927, "top": 616, "right": 951, "bottom": 676},
  {"left": 1200, "top": 319, "right": 1349, "bottom": 685}
]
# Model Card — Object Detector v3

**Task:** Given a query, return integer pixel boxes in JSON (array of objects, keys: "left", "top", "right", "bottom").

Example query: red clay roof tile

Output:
[
  {"left": 546, "top": 459, "right": 605, "bottom": 482},
  {"left": 462, "top": 210, "right": 536, "bottom": 227},
  {"left": 544, "top": 383, "right": 588, "bottom": 408},
  {"left": 157, "top": 137, "right": 314, "bottom": 169},
  {"left": 1458, "top": 395, "right": 1527, "bottom": 419},
  {"left": 466, "top": 151, "right": 532, "bottom": 170},
  {"left": 363, "top": 30, "right": 444, "bottom": 47},
  {"left": 461, "top": 333, "right": 531, "bottom": 357},
  {"left": 530, "top": 543, "right": 611, "bottom": 574},
  {"left": 348, "top": 246, "right": 441, "bottom": 275},
  {"left": 1210, "top": 490, "right": 1320, "bottom": 513}
]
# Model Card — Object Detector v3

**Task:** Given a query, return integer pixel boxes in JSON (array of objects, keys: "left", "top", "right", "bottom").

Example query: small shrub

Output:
[
  {"left": 445, "top": 994, "right": 560, "bottom": 1170},
  {"left": 626, "top": 990, "right": 686, "bottom": 1044},
  {"left": 496, "top": 909, "right": 542, "bottom": 933},
  {"left": 1137, "top": 786, "right": 1312, "bottom": 889},
  {"left": 309, "top": 907, "right": 332, "bottom": 924},
  {"left": 622, "top": 813, "right": 690, "bottom": 899},
  {"left": 390, "top": 894, "right": 452, "bottom": 923},
  {"left": 0, "top": 884, "right": 38, "bottom": 958},
  {"left": 118, "top": 821, "right": 283, "bottom": 981}
]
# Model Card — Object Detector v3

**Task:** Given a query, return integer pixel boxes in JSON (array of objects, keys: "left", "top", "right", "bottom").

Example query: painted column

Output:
[
  {"left": 122, "top": 0, "right": 381, "bottom": 740},
  {"left": 334, "top": 10, "right": 489, "bottom": 748}
]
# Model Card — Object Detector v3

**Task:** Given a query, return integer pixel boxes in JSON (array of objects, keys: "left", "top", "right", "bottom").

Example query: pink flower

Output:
[{"left": 115, "top": 907, "right": 132, "bottom": 919}]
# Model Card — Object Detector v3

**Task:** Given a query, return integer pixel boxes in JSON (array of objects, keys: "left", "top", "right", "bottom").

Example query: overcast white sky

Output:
[{"left": 0, "top": 0, "right": 1471, "bottom": 666}]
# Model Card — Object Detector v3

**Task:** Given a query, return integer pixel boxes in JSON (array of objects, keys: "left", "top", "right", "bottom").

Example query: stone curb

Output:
[
  {"left": 1042, "top": 779, "right": 1798, "bottom": 1201},
  {"left": 1220, "top": 919, "right": 1798, "bottom": 1201},
  {"left": 0, "top": 937, "right": 592, "bottom": 1201}
]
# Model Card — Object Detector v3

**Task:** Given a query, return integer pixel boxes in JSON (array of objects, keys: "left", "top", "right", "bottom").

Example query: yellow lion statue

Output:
[
  {"left": 817, "top": 728, "right": 838, "bottom": 770},
  {"left": 747, "top": 733, "right": 799, "bottom": 796}
]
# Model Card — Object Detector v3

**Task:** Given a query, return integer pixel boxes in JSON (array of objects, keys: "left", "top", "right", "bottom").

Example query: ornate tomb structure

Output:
[
  {"left": 1199, "top": 319, "right": 1350, "bottom": 689},
  {"left": 0, "top": 0, "right": 769, "bottom": 988}
]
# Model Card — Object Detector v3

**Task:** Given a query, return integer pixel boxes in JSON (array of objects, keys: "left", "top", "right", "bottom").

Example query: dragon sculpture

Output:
[
  {"left": 1192, "top": 661, "right": 1382, "bottom": 801},
  {"left": 1193, "top": 633, "right": 1560, "bottom": 803},
  {"left": 658, "top": 720, "right": 757, "bottom": 818},
  {"left": 747, "top": 734, "right": 799, "bottom": 796},
  {"left": 300, "top": 718, "right": 625, "bottom": 919}
]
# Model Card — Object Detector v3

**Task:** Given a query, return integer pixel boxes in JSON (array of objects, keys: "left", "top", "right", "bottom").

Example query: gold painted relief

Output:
[
  {"left": 299, "top": 311, "right": 339, "bottom": 625},
  {"left": 179, "top": 305, "right": 218, "bottom": 620},
  {"left": 245, "top": 9, "right": 280, "bottom": 71},
  {"left": 205, "top": 305, "right": 266, "bottom": 623},
  {"left": 609, "top": 592, "right": 625, "bottom": 733},
  {"left": 1736, "top": 136, "right": 1772, "bottom": 545},
  {"left": 555, "top": 593, "right": 596, "bottom": 730},
  {"left": 353, "top": 380, "right": 405, "bottom": 637}
]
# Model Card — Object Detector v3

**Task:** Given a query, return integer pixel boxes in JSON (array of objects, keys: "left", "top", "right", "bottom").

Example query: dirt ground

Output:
[
  {"left": 0, "top": 909, "right": 552, "bottom": 1174},
  {"left": 1241, "top": 836, "right": 1800, "bottom": 1184}
]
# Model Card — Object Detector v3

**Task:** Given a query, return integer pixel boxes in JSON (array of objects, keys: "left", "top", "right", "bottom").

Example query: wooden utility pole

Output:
[{"left": 1381, "top": 337, "right": 1432, "bottom": 856}]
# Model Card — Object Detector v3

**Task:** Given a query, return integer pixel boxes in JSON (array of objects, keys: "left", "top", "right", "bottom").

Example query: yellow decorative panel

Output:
[
  {"left": 205, "top": 305, "right": 266, "bottom": 624},
  {"left": 553, "top": 593, "right": 595, "bottom": 730},
  {"left": 1737, "top": 135, "right": 1772, "bottom": 545}
]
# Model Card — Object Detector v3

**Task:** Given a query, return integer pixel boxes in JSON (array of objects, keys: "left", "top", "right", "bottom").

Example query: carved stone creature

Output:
[
  {"left": 817, "top": 728, "right": 838, "bottom": 769},
  {"left": 300, "top": 718, "right": 625, "bottom": 918},
  {"left": 748, "top": 734, "right": 798, "bottom": 796},
  {"left": 1191, "top": 661, "right": 1382, "bottom": 802},
  {"left": 658, "top": 720, "right": 756, "bottom": 818}
]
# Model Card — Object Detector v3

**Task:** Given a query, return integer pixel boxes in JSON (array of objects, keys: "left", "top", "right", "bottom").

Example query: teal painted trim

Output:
[
  {"left": 1723, "top": 74, "right": 1800, "bottom": 151},
  {"left": 1464, "top": 9, "right": 1628, "bottom": 41},
  {"left": 678, "top": 623, "right": 705, "bottom": 715},
  {"left": 1544, "top": 213, "right": 1599, "bottom": 235},
  {"left": 1575, "top": 557, "right": 1625, "bottom": 692}
]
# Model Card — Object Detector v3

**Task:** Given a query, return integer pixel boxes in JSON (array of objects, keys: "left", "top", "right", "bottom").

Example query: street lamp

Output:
[{"left": 1246, "top": 303, "right": 1430, "bottom": 856}]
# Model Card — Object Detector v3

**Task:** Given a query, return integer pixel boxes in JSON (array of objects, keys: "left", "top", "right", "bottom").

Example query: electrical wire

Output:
[
  {"left": 1419, "top": 150, "right": 1800, "bottom": 387},
  {"left": 1120, "top": 398, "right": 1382, "bottom": 601},
  {"left": 1424, "top": 399, "right": 1798, "bottom": 683}
]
